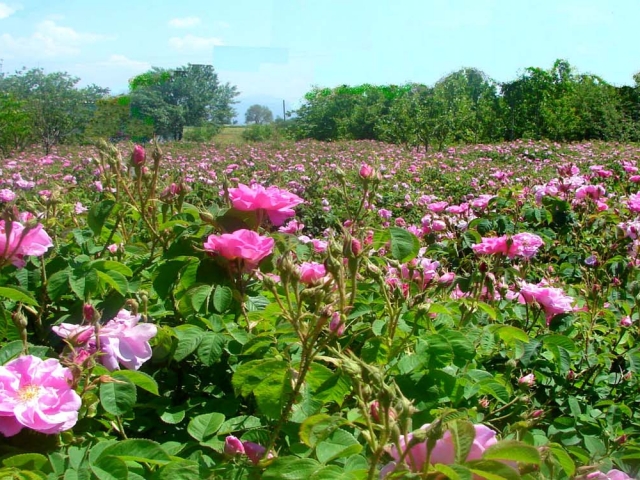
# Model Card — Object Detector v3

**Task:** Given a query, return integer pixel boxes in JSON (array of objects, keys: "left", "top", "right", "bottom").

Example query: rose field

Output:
[{"left": 1, "top": 138, "right": 640, "bottom": 480}]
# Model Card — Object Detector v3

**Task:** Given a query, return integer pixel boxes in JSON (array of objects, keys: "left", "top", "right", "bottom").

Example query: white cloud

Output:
[
  {"left": 95, "top": 54, "right": 151, "bottom": 71},
  {"left": 168, "top": 34, "right": 223, "bottom": 51},
  {"left": 168, "top": 16, "right": 201, "bottom": 28},
  {"left": 0, "top": 20, "right": 108, "bottom": 58},
  {"left": 0, "top": 3, "right": 16, "bottom": 19}
]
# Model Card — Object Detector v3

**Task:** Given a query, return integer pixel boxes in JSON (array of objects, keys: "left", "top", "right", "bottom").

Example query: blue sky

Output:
[{"left": 1, "top": 0, "right": 639, "bottom": 119}]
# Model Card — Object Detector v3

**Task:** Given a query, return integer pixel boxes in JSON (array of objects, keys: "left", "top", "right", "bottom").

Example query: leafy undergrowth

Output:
[{"left": 0, "top": 139, "right": 638, "bottom": 480}]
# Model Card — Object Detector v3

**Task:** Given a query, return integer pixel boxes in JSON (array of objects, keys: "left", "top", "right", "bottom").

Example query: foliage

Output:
[
  {"left": 0, "top": 68, "right": 109, "bottom": 153},
  {"left": 129, "top": 64, "right": 239, "bottom": 141},
  {"left": 0, "top": 92, "right": 32, "bottom": 157},
  {"left": 245, "top": 104, "right": 274, "bottom": 125},
  {"left": 1, "top": 134, "right": 640, "bottom": 479},
  {"left": 293, "top": 60, "right": 640, "bottom": 149}
]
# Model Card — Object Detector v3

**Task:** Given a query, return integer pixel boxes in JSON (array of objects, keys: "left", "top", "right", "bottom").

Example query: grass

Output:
[{"left": 212, "top": 126, "right": 247, "bottom": 146}]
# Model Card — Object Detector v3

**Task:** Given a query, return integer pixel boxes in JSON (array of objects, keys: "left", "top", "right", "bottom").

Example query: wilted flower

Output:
[{"left": 0, "top": 355, "right": 81, "bottom": 437}]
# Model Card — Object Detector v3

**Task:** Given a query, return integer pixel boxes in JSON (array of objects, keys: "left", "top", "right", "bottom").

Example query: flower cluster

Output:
[
  {"left": 53, "top": 309, "right": 157, "bottom": 371},
  {"left": 472, "top": 232, "right": 544, "bottom": 259},
  {"left": 0, "top": 355, "right": 81, "bottom": 437}
]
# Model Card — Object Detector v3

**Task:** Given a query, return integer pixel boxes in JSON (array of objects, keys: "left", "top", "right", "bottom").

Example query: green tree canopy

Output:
[
  {"left": 245, "top": 105, "right": 274, "bottom": 125},
  {"left": 129, "top": 64, "right": 239, "bottom": 140}
]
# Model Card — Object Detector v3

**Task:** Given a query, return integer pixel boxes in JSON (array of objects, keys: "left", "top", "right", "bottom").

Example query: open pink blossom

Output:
[
  {"left": 472, "top": 233, "right": 543, "bottom": 259},
  {"left": 0, "top": 220, "right": 54, "bottom": 267},
  {"left": 586, "top": 469, "right": 634, "bottom": 480},
  {"left": 53, "top": 309, "right": 157, "bottom": 371},
  {"left": 519, "top": 282, "right": 574, "bottom": 324},
  {"left": 229, "top": 183, "right": 304, "bottom": 226},
  {"left": 385, "top": 423, "right": 498, "bottom": 475},
  {"left": 298, "top": 261, "right": 327, "bottom": 284},
  {"left": 0, "top": 355, "right": 81, "bottom": 437},
  {"left": 204, "top": 229, "right": 274, "bottom": 271},
  {"left": 627, "top": 192, "right": 640, "bottom": 213}
]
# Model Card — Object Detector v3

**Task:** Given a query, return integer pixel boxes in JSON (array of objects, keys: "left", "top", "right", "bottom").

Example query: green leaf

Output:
[
  {"left": 188, "top": 284, "right": 213, "bottom": 313},
  {"left": 112, "top": 370, "right": 159, "bottom": 395},
  {"left": 153, "top": 460, "right": 200, "bottom": 480},
  {"left": 433, "top": 464, "right": 473, "bottom": 480},
  {"left": 90, "top": 456, "right": 128, "bottom": 480},
  {"left": 482, "top": 440, "right": 541, "bottom": 465},
  {"left": 0, "top": 340, "right": 25, "bottom": 365},
  {"left": 467, "top": 460, "right": 520, "bottom": 480},
  {"left": 388, "top": 226, "right": 420, "bottom": 262},
  {"left": 196, "top": 332, "right": 224, "bottom": 366},
  {"left": 47, "top": 269, "right": 71, "bottom": 300},
  {"left": 0, "top": 286, "right": 38, "bottom": 306},
  {"left": 160, "top": 405, "right": 186, "bottom": 424},
  {"left": 173, "top": 324, "right": 204, "bottom": 361},
  {"left": 262, "top": 457, "right": 322, "bottom": 479},
  {"left": 315, "top": 428, "right": 362, "bottom": 464},
  {"left": 97, "top": 439, "right": 171, "bottom": 466},
  {"left": 88, "top": 199, "right": 115, "bottom": 236},
  {"left": 96, "top": 270, "right": 128, "bottom": 296},
  {"left": 187, "top": 413, "right": 225, "bottom": 442},
  {"left": 91, "top": 260, "right": 133, "bottom": 277},
  {"left": 450, "top": 420, "right": 476, "bottom": 464},
  {"left": 490, "top": 325, "right": 529, "bottom": 345},
  {"left": 233, "top": 359, "right": 291, "bottom": 419},
  {"left": 213, "top": 285, "right": 232, "bottom": 313},
  {"left": 549, "top": 443, "right": 575, "bottom": 477},
  {"left": 99, "top": 376, "right": 137, "bottom": 415},
  {"left": 2, "top": 453, "right": 48, "bottom": 470}
]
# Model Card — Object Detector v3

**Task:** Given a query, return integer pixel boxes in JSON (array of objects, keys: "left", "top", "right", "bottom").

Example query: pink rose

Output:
[
  {"left": 628, "top": 192, "right": 640, "bottom": 213},
  {"left": 359, "top": 163, "right": 373, "bottom": 179},
  {"left": 204, "top": 229, "right": 274, "bottom": 271},
  {"left": 298, "top": 261, "right": 327, "bottom": 285},
  {"left": 519, "top": 282, "right": 574, "bottom": 324},
  {"left": 229, "top": 184, "right": 303, "bottom": 226},
  {"left": 0, "top": 355, "right": 81, "bottom": 437},
  {"left": 53, "top": 309, "right": 157, "bottom": 371},
  {"left": 0, "top": 220, "right": 54, "bottom": 268},
  {"left": 386, "top": 423, "right": 498, "bottom": 474}
]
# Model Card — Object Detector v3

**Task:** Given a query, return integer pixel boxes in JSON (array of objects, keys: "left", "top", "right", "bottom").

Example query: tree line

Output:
[
  {"left": 0, "top": 64, "right": 239, "bottom": 155},
  {"left": 288, "top": 59, "right": 640, "bottom": 150}
]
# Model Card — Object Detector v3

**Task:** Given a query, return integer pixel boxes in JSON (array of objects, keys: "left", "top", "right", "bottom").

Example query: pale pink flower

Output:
[
  {"left": 519, "top": 282, "right": 574, "bottom": 324},
  {"left": 0, "top": 189, "right": 16, "bottom": 202},
  {"left": 229, "top": 183, "right": 303, "bottom": 226},
  {"left": 0, "top": 355, "right": 81, "bottom": 437},
  {"left": 518, "top": 373, "right": 536, "bottom": 387},
  {"left": 53, "top": 309, "right": 157, "bottom": 371},
  {"left": 585, "top": 469, "right": 634, "bottom": 480},
  {"left": 0, "top": 220, "right": 54, "bottom": 268},
  {"left": 74, "top": 202, "right": 88, "bottom": 215},
  {"left": 620, "top": 316, "right": 633, "bottom": 327},
  {"left": 627, "top": 192, "right": 640, "bottom": 213},
  {"left": 204, "top": 229, "right": 274, "bottom": 271},
  {"left": 385, "top": 424, "right": 498, "bottom": 475}
]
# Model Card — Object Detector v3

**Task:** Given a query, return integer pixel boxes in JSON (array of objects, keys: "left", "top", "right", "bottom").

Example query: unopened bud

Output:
[
  {"left": 83, "top": 304, "right": 97, "bottom": 323},
  {"left": 359, "top": 164, "right": 373, "bottom": 180},
  {"left": 350, "top": 238, "right": 362, "bottom": 257},
  {"left": 11, "top": 310, "right": 28, "bottom": 330},
  {"left": 224, "top": 435, "right": 245, "bottom": 456},
  {"left": 329, "top": 312, "right": 345, "bottom": 336},
  {"left": 131, "top": 145, "right": 146, "bottom": 167}
]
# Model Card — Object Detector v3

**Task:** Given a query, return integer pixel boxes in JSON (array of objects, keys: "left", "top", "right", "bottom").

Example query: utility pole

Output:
[{"left": 282, "top": 100, "right": 286, "bottom": 122}]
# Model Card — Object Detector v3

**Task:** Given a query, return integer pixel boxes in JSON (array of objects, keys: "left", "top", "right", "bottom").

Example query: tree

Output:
[
  {"left": 245, "top": 105, "right": 274, "bottom": 125},
  {"left": 0, "top": 68, "right": 109, "bottom": 153},
  {"left": 129, "top": 64, "right": 239, "bottom": 140},
  {"left": 0, "top": 93, "right": 32, "bottom": 157}
]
